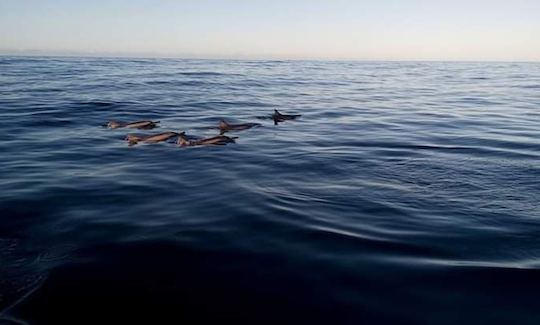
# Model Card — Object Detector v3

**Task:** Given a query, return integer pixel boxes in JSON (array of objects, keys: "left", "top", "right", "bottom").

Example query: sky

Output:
[{"left": 1, "top": 0, "right": 539, "bottom": 61}]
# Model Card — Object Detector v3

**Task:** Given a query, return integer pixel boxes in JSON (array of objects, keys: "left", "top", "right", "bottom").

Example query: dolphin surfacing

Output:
[
  {"left": 218, "top": 120, "right": 261, "bottom": 134},
  {"left": 272, "top": 109, "right": 301, "bottom": 124},
  {"left": 125, "top": 131, "right": 179, "bottom": 146},
  {"left": 106, "top": 120, "right": 160, "bottom": 130},
  {"left": 177, "top": 132, "right": 237, "bottom": 146}
]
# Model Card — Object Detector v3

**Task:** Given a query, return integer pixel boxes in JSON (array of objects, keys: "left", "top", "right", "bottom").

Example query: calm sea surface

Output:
[{"left": 0, "top": 57, "right": 539, "bottom": 324}]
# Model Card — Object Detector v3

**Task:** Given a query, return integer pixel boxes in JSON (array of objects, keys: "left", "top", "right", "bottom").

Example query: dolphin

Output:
[
  {"left": 218, "top": 119, "right": 261, "bottom": 134},
  {"left": 125, "top": 131, "right": 179, "bottom": 146},
  {"left": 106, "top": 120, "right": 160, "bottom": 130},
  {"left": 272, "top": 109, "right": 301, "bottom": 125},
  {"left": 177, "top": 132, "right": 237, "bottom": 146}
]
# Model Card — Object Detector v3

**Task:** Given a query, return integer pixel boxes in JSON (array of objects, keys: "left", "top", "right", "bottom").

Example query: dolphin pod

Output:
[{"left": 105, "top": 109, "right": 301, "bottom": 147}]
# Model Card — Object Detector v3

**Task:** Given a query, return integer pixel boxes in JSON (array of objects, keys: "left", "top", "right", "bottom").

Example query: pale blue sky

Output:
[{"left": 1, "top": 0, "right": 539, "bottom": 61}]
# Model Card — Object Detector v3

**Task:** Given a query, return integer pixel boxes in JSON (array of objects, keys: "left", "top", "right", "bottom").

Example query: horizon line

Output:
[{"left": 0, "top": 50, "right": 538, "bottom": 64}]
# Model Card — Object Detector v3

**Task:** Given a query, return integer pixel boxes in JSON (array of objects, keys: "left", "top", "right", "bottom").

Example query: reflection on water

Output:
[{"left": 0, "top": 57, "right": 539, "bottom": 324}]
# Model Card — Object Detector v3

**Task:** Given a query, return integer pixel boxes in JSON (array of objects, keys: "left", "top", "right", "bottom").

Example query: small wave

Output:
[
  {"left": 176, "top": 71, "right": 237, "bottom": 77},
  {"left": 306, "top": 225, "right": 449, "bottom": 258},
  {"left": 186, "top": 100, "right": 272, "bottom": 108},
  {"left": 35, "top": 245, "right": 76, "bottom": 264},
  {"left": 76, "top": 101, "right": 117, "bottom": 107},
  {"left": 145, "top": 80, "right": 210, "bottom": 87},
  {"left": 72, "top": 100, "right": 141, "bottom": 110},
  {"left": 23, "top": 119, "right": 73, "bottom": 128},
  {"left": 341, "top": 141, "right": 540, "bottom": 160},
  {"left": 0, "top": 316, "right": 31, "bottom": 325}
]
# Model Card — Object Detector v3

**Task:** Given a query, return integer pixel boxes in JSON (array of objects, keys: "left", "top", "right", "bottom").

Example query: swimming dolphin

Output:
[
  {"left": 272, "top": 109, "right": 301, "bottom": 125},
  {"left": 177, "top": 132, "right": 237, "bottom": 146},
  {"left": 106, "top": 120, "right": 160, "bottom": 130},
  {"left": 218, "top": 119, "right": 261, "bottom": 134},
  {"left": 125, "top": 131, "right": 179, "bottom": 146}
]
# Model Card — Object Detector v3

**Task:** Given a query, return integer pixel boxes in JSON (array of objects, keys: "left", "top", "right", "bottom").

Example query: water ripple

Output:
[{"left": 1, "top": 57, "right": 539, "bottom": 323}]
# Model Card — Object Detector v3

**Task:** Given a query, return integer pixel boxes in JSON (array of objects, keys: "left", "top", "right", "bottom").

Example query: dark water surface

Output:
[{"left": 0, "top": 56, "right": 539, "bottom": 324}]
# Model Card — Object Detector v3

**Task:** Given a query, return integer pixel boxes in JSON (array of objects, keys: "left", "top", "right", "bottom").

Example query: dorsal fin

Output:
[
  {"left": 219, "top": 119, "right": 229, "bottom": 129},
  {"left": 125, "top": 135, "right": 140, "bottom": 146},
  {"left": 108, "top": 121, "right": 121, "bottom": 128},
  {"left": 176, "top": 132, "right": 189, "bottom": 146}
]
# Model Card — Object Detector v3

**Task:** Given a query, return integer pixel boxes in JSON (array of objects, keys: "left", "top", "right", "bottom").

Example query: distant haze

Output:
[{"left": 1, "top": 0, "right": 539, "bottom": 61}]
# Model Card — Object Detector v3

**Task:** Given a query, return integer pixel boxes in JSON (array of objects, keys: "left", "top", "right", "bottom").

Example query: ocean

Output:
[{"left": 0, "top": 56, "right": 539, "bottom": 324}]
